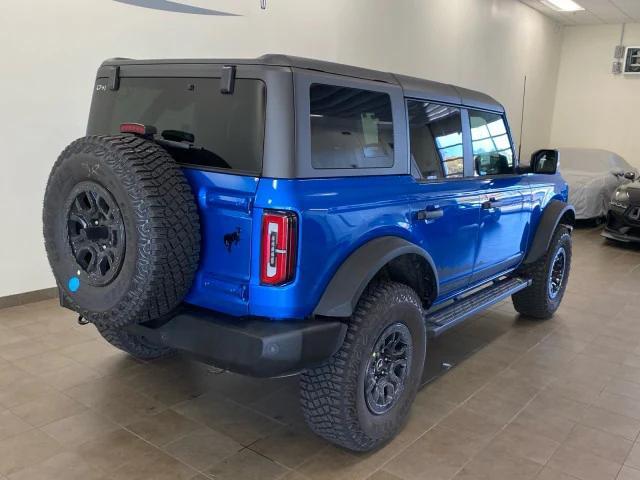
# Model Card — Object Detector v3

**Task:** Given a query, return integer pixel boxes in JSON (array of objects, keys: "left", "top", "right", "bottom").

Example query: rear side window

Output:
[
  {"left": 407, "top": 100, "right": 464, "bottom": 179},
  {"left": 469, "top": 110, "right": 514, "bottom": 176},
  {"left": 88, "top": 77, "right": 266, "bottom": 175},
  {"left": 309, "top": 84, "right": 394, "bottom": 169}
]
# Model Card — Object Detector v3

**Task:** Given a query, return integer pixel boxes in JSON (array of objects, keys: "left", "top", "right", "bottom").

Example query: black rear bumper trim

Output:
[{"left": 126, "top": 307, "right": 347, "bottom": 378}]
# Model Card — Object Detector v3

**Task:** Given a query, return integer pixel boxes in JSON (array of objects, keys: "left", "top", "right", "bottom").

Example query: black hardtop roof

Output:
[{"left": 102, "top": 54, "right": 504, "bottom": 113}]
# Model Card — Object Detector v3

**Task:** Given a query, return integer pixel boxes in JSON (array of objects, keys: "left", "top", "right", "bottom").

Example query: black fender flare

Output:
[
  {"left": 313, "top": 236, "right": 438, "bottom": 317},
  {"left": 523, "top": 200, "right": 575, "bottom": 264}
]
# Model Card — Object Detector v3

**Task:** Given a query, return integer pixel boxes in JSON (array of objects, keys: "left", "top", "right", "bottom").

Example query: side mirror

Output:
[
  {"left": 625, "top": 171, "right": 637, "bottom": 181},
  {"left": 530, "top": 149, "right": 559, "bottom": 175}
]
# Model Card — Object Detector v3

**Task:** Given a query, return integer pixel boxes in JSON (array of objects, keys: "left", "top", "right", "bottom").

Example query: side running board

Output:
[{"left": 425, "top": 277, "right": 531, "bottom": 337}]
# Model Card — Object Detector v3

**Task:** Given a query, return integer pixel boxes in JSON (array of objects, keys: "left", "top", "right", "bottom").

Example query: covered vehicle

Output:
[{"left": 558, "top": 148, "right": 637, "bottom": 220}]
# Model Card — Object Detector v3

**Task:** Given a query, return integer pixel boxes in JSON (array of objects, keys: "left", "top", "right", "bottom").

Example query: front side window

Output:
[
  {"left": 310, "top": 84, "right": 394, "bottom": 169},
  {"left": 469, "top": 110, "right": 514, "bottom": 176},
  {"left": 407, "top": 101, "right": 464, "bottom": 179}
]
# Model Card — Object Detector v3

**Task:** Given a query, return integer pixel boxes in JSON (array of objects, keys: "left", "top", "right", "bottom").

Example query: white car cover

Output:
[{"left": 558, "top": 148, "right": 638, "bottom": 220}]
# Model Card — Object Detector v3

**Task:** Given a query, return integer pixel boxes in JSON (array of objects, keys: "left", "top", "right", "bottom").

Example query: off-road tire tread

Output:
[
  {"left": 300, "top": 281, "right": 424, "bottom": 451},
  {"left": 512, "top": 226, "right": 571, "bottom": 319},
  {"left": 97, "top": 325, "right": 174, "bottom": 360},
  {"left": 43, "top": 135, "right": 200, "bottom": 328}
]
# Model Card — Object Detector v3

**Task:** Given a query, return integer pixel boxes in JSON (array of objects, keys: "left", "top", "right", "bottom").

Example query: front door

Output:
[
  {"left": 406, "top": 100, "right": 481, "bottom": 295},
  {"left": 466, "top": 109, "right": 531, "bottom": 283},
  {"left": 471, "top": 177, "right": 530, "bottom": 282}
]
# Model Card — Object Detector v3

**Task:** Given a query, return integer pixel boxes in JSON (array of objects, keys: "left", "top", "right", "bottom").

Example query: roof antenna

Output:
[
  {"left": 260, "top": 0, "right": 266, "bottom": 9},
  {"left": 518, "top": 75, "right": 527, "bottom": 161}
]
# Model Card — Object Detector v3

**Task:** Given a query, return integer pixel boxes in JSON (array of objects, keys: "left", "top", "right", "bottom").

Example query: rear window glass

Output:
[
  {"left": 87, "top": 77, "right": 266, "bottom": 175},
  {"left": 309, "top": 84, "right": 394, "bottom": 169}
]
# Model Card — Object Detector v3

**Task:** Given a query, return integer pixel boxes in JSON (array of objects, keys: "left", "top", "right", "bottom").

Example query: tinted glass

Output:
[
  {"left": 407, "top": 101, "right": 464, "bottom": 179},
  {"left": 469, "top": 110, "right": 514, "bottom": 176},
  {"left": 310, "top": 84, "right": 393, "bottom": 169},
  {"left": 533, "top": 150, "right": 558, "bottom": 174},
  {"left": 88, "top": 77, "right": 266, "bottom": 175}
]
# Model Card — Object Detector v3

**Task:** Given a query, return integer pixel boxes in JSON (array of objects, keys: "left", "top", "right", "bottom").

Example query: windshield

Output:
[{"left": 88, "top": 77, "right": 266, "bottom": 175}]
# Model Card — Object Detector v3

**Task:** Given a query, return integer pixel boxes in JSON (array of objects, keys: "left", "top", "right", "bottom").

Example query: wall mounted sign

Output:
[{"left": 624, "top": 47, "right": 640, "bottom": 74}]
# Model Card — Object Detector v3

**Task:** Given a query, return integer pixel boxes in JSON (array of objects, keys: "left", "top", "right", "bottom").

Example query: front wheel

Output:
[
  {"left": 300, "top": 282, "right": 426, "bottom": 452},
  {"left": 512, "top": 226, "right": 572, "bottom": 319}
]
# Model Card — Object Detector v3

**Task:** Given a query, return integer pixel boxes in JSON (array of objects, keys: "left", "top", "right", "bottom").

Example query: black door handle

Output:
[
  {"left": 416, "top": 208, "right": 444, "bottom": 220},
  {"left": 481, "top": 197, "right": 499, "bottom": 209}
]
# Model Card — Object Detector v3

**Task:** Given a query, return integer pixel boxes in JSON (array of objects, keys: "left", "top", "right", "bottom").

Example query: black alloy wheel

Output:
[
  {"left": 66, "top": 181, "right": 125, "bottom": 286},
  {"left": 547, "top": 246, "right": 566, "bottom": 300},
  {"left": 365, "top": 323, "right": 413, "bottom": 415}
]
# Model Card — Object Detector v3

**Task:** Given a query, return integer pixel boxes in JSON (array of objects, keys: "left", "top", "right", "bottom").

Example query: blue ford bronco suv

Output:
[{"left": 43, "top": 55, "right": 574, "bottom": 451}]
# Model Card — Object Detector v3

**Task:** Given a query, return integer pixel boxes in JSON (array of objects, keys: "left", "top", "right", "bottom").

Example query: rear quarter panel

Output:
[{"left": 249, "top": 175, "right": 418, "bottom": 319}]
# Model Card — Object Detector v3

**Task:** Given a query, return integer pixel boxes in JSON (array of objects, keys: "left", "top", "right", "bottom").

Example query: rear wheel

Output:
[
  {"left": 512, "top": 226, "right": 572, "bottom": 319},
  {"left": 300, "top": 282, "right": 426, "bottom": 452}
]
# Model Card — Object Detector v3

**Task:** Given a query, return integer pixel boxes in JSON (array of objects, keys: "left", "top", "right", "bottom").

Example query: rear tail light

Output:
[{"left": 260, "top": 210, "right": 298, "bottom": 285}]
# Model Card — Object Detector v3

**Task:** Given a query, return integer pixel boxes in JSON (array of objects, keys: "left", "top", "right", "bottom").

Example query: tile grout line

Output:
[
  {"left": 5, "top": 233, "right": 640, "bottom": 479},
  {"left": 529, "top": 356, "right": 630, "bottom": 480},
  {"left": 20, "top": 354, "right": 297, "bottom": 477},
  {"left": 117, "top": 420, "right": 242, "bottom": 480},
  {"left": 369, "top": 325, "right": 558, "bottom": 479},
  {"left": 444, "top": 330, "right": 565, "bottom": 479},
  {"left": 372, "top": 311, "right": 640, "bottom": 479}
]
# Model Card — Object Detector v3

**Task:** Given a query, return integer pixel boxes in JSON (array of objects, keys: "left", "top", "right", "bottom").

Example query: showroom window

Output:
[
  {"left": 469, "top": 110, "right": 514, "bottom": 176},
  {"left": 309, "top": 84, "right": 394, "bottom": 169},
  {"left": 407, "top": 100, "right": 464, "bottom": 179}
]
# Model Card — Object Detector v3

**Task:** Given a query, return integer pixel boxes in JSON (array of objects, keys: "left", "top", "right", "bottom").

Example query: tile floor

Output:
[{"left": 1, "top": 227, "right": 640, "bottom": 480}]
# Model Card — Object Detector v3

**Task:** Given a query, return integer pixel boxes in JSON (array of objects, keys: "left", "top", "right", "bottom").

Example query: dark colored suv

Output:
[
  {"left": 603, "top": 173, "right": 640, "bottom": 243},
  {"left": 43, "top": 55, "right": 575, "bottom": 451}
]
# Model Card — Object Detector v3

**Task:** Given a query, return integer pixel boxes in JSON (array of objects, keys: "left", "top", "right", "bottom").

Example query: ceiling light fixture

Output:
[{"left": 541, "top": 0, "right": 584, "bottom": 12}]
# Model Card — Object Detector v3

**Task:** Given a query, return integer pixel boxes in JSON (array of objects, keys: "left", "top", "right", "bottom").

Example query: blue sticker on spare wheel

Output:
[{"left": 68, "top": 276, "right": 80, "bottom": 292}]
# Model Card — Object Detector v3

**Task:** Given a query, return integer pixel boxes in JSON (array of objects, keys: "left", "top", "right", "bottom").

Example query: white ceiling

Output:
[{"left": 520, "top": 0, "right": 640, "bottom": 25}]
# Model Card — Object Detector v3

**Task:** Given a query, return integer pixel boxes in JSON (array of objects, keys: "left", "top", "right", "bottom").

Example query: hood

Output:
[{"left": 562, "top": 170, "right": 608, "bottom": 188}]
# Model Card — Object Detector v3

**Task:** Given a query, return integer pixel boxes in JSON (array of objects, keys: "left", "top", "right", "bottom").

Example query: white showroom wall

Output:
[
  {"left": 550, "top": 23, "right": 640, "bottom": 168},
  {"left": 0, "top": 0, "right": 563, "bottom": 297}
]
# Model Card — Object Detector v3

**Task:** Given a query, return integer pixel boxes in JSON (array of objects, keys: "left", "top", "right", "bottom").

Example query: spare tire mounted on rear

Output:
[{"left": 43, "top": 135, "right": 200, "bottom": 329}]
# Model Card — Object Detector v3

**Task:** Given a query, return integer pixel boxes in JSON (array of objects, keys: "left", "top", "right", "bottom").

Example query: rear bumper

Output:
[{"left": 126, "top": 307, "right": 347, "bottom": 378}]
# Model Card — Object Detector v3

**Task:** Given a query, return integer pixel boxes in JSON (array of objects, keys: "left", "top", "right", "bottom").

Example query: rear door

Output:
[
  {"left": 406, "top": 100, "right": 481, "bottom": 295},
  {"left": 466, "top": 109, "right": 531, "bottom": 282},
  {"left": 87, "top": 65, "right": 270, "bottom": 315}
]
